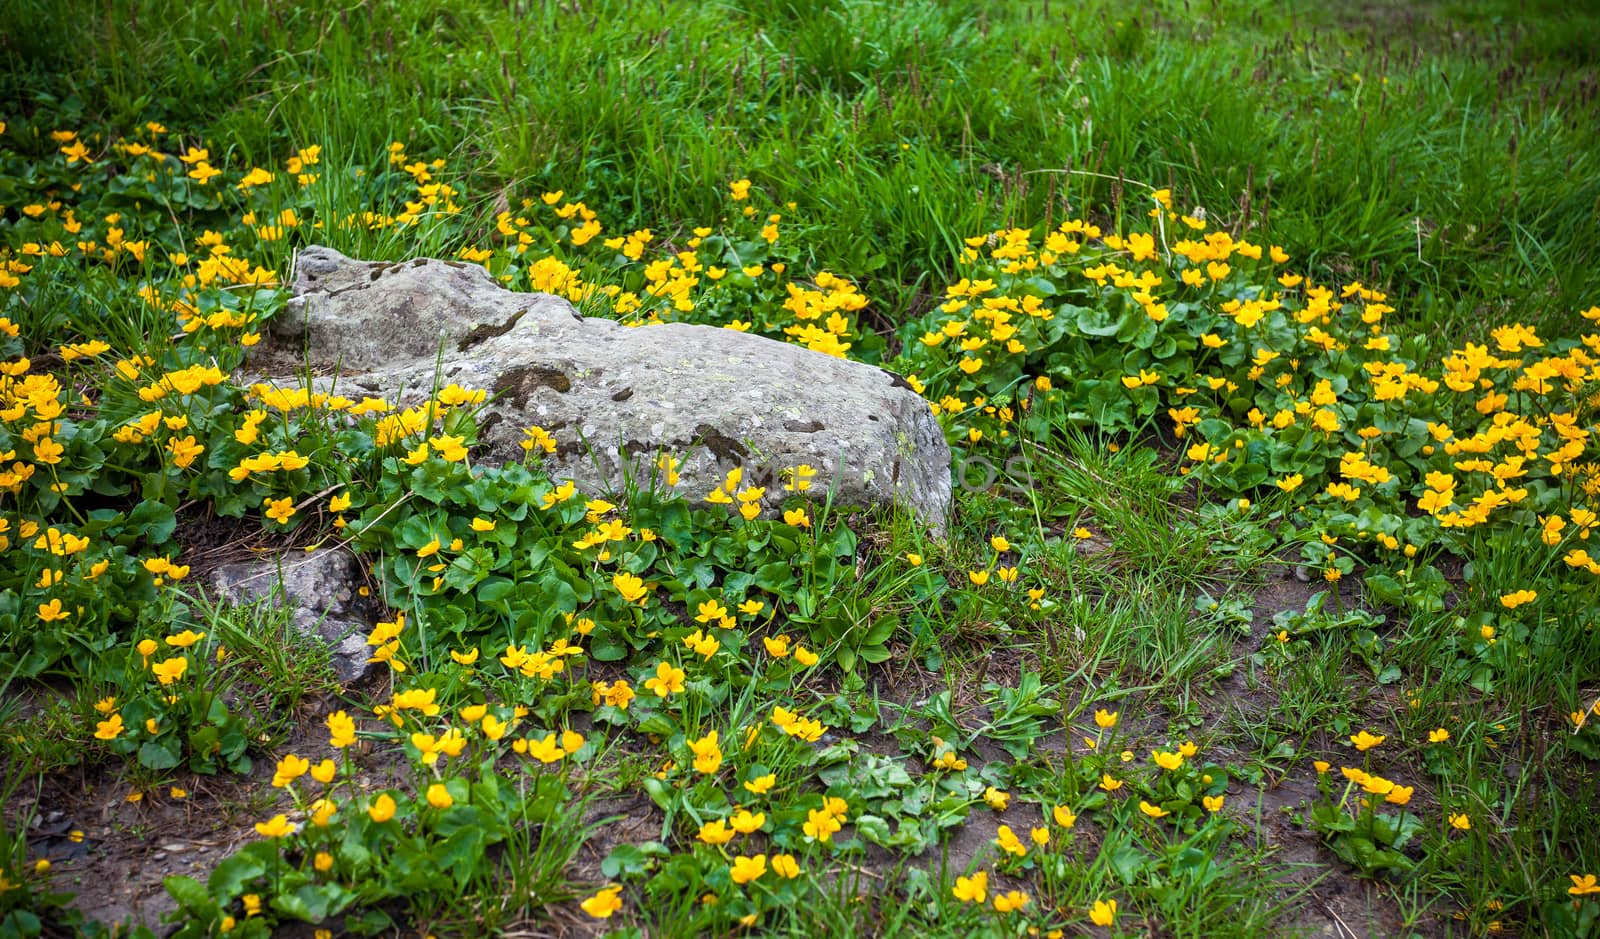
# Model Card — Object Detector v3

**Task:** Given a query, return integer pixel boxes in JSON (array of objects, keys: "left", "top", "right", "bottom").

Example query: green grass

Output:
[{"left": 4, "top": 0, "right": 1596, "bottom": 333}]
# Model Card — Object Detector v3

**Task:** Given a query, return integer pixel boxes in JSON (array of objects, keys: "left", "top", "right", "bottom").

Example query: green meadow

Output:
[{"left": 1, "top": 0, "right": 1597, "bottom": 936}]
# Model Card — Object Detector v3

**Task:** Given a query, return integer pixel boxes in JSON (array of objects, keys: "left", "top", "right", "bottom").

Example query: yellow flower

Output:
[
  {"left": 952, "top": 871, "right": 988, "bottom": 904},
  {"left": 310, "top": 759, "right": 337, "bottom": 784},
  {"left": 793, "top": 646, "right": 819, "bottom": 666},
  {"left": 580, "top": 885, "right": 623, "bottom": 919},
  {"left": 164, "top": 629, "right": 206, "bottom": 648},
  {"left": 990, "top": 535, "right": 1011, "bottom": 552},
  {"left": 695, "top": 599, "right": 729, "bottom": 623},
  {"left": 1498, "top": 589, "right": 1537, "bottom": 609},
  {"left": 326, "top": 710, "right": 357, "bottom": 748},
  {"left": 1094, "top": 709, "right": 1119, "bottom": 729},
  {"left": 1203, "top": 794, "right": 1225, "bottom": 812},
  {"left": 1090, "top": 899, "right": 1118, "bottom": 926},
  {"left": 697, "top": 819, "right": 736, "bottom": 845},
  {"left": 744, "top": 774, "right": 776, "bottom": 795},
  {"left": 94, "top": 713, "right": 124, "bottom": 740},
  {"left": 1429, "top": 728, "right": 1450, "bottom": 743},
  {"left": 1138, "top": 800, "right": 1169, "bottom": 819},
  {"left": 803, "top": 807, "right": 843, "bottom": 842},
  {"left": 983, "top": 786, "right": 1010, "bottom": 811},
  {"left": 1099, "top": 774, "right": 1123, "bottom": 792},
  {"left": 1151, "top": 749, "right": 1183, "bottom": 771},
  {"left": 995, "top": 825, "right": 1027, "bottom": 857},
  {"left": 1052, "top": 805, "right": 1077, "bottom": 828},
  {"left": 689, "top": 730, "right": 723, "bottom": 774},
  {"left": 1449, "top": 813, "right": 1471, "bottom": 830},
  {"left": 166, "top": 435, "right": 204, "bottom": 468},
  {"left": 368, "top": 794, "right": 397, "bottom": 823},
  {"left": 993, "top": 890, "right": 1029, "bottom": 913},
  {"left": 426, "top": 783, "right": 454, "bottom": 809},
  {"left": 271, "top": 754, "right": 310, "bottom": 788},
  {"left": 730, "top": 854, "right": 767, "bottom": 885},
  {"left": 644, "top": 661, "right": 685, "bottom": 698},
  {"left": 771, "top": 854, "right": 800, "bottom": 879},
  {"left": 683, "top": 629, "right": 720, "bottom": 658},
  {"left": 613, "top": 572, "right": 649, "bottom": 605},
  {"left": 525, "top": 733, "right": 565, "bottom": 763},
  {"left": 968, "top": 569, "right": 990, "bottom": 586},
  {"left": 264, "top": 497, "right": 296, "bottom": 524},
  {"left": 151, "top": 657, "right": 188, "bottom": 685},
  {"left": 253, "top": 814, "right": 296, "bottom": 838},
  {"left": 1349, "top": 730, "right": 1386, "bottom": 751},
  {"left": 1568, "top": 874, "right": 1600, "bottom": 897}
]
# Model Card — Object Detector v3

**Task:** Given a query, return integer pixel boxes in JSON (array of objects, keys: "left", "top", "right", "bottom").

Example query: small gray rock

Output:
[{"left": 207, "top": 548, "right": 374, "bottom": 683}]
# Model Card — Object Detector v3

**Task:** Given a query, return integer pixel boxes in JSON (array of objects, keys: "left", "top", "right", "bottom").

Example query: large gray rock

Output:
[
  {"left": 270, "top": 245, "right": 951, "bottom": 529},
  {"left": 208, "top": 548, "right": 375, "bottom": 684}
]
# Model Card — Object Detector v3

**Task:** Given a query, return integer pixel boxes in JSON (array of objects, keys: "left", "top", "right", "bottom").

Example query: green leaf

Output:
[
  {"left": 207, "top": 845, "right": 271, "bottom": 898},
  {"left": 601, "top": 841, "right": 669, "bottom": 878},
  {"left": 1072, "top": 304, "right": 1120, "bottom": 337},
  {"left": 138, "top": 739, "right": 181, "bottom": 771},
  {"left": 126, "top": 500, "right": 177, "bottom": 542},
  {"left": 1105, "top": 842, "right": 1146, "bottom": 883},
  {"left": 162, "top": 875, "right": 215, "bottom": 914},
  {"left": 476, "top": 577, "right": 514, "bottom": 602}
]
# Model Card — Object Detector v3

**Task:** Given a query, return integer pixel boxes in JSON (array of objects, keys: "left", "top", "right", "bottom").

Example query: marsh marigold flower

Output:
[
  {"left": 644, "top": 661, "right": 685, "bottom": 698},
  {"left": 581, "top": 885, "right": 623, "bottom": 919},
  {"left": 952, "top": 871, "right": 988, "bottom": 904},
  {"left": 94, "top": 713, "right": 124, "bottom": 740},
  {"left": 1498, "top": 589, "right": 1537, "bottom": 609},
  {"left": 368, "top": 794, "right": 396, "bottom": 823},
  {"left": 254, "top": 815, "right": 296, "bottom": 839},
  {"left": 689, "top": 730, "right": 722, "bottom": 774},
  {"left": 151, "top": 657, "right": 188, "bottom": 685},
  {"left": 730, "top": 854, "right": 766, "bottom": 885}
]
